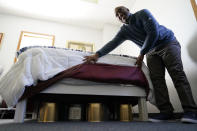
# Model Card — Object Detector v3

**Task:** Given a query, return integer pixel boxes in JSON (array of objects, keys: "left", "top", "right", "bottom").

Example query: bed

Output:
[{"left": 0, "top": 46, "right": 155, "bottom": 123}]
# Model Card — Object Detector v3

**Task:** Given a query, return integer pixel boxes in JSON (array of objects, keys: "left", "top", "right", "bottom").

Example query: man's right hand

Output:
[{"left": 83, "top": 53, "right": 99, "bottom": 64}]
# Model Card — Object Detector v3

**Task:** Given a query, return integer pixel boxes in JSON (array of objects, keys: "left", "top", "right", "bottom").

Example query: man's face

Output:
[{"left": 116, "top": 9, "right": 129, "bottom": 24}]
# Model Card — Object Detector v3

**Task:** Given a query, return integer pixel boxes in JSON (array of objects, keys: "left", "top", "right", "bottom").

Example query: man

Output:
[{"left": 83, "top": 6, "right": 197, "bottom": 123}]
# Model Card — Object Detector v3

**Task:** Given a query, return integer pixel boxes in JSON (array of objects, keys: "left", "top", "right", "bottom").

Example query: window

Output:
[
  {"left": 17, "top": 31, "right": 55, "bottom": 50},
  {"left": 66, "top": 41, "right": 94, "bottom": 52},
  {"left": 14, "top": 31, "right": 55, "bottom": 62}
]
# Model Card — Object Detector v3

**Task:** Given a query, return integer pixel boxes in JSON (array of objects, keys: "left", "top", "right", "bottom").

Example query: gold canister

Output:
[
  {"left": 88, "top": 103, "right": 103, "bottom": 122},
  {"left": 38, "top": 103, "right": 58, "bottom": 122},
  {"left": 120, "top": 104, "right": 133, "bottom": 122}
]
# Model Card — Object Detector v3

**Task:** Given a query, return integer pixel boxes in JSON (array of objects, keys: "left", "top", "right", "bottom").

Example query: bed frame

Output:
[{"left": 14, "top": 84, "right": 148, "bottom": 123}]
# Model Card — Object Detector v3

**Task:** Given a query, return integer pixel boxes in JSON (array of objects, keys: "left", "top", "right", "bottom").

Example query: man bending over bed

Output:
[{"left": 83, "top": 6, "right": 197, "bottom": 123}]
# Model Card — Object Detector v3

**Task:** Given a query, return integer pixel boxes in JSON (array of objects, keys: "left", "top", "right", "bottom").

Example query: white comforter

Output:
[{"left": 0, "top": 47, "right": 155, "bottom": 108}]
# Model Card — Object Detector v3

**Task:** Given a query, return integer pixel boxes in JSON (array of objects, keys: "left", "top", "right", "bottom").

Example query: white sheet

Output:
[{"left": 0, "top": 47, "right": 155, "bottom": 108}]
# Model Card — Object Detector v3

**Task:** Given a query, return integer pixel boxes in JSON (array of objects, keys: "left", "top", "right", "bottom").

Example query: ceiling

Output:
[{"left": 0, "top": 0, "right": 136, "bottom": 29}]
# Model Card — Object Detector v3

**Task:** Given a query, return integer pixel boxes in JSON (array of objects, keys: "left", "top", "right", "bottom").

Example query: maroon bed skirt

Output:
[{"left": 18, "top": 63, "right": 149, "bottom": 101}]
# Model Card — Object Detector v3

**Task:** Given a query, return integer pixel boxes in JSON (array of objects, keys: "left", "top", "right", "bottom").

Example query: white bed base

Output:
[{"left": 14, "top": 84, "right": 148, "bottom": 123}]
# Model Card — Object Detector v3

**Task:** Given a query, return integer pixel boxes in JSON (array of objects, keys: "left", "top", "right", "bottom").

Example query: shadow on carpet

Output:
[{"left": 0, "top": 121, "right": 197, "bottom": 131}]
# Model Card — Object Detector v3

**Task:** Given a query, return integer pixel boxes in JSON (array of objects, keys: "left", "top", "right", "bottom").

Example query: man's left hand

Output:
[{"left": 135, "top": 54, "right": 144, "bottom": 68}]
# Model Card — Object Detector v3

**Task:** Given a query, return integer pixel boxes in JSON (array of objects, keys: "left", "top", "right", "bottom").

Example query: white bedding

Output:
[{"left": 0, "top": 47, "right": 155, "bottom": 108}]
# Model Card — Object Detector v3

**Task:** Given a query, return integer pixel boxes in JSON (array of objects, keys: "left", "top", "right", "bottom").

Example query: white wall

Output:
[
  {"left": 0, "top": 14, "right": 102, "bottom": 76},
  {"left": 101, "top": 23, "right": 140, "bottom": 56},
  {"left": 101, "top": 24, "right": 121, "bottom": 54},
  {"left": 129, "top": 0, "right": 197, "bottom": 113}
]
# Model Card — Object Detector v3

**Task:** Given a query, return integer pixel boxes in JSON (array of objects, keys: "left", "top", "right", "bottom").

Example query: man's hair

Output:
[{"left": 115, "top": 6, "right": 129, "bottom": 16}]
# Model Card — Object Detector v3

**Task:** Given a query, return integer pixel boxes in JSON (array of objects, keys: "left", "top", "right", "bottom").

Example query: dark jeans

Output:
[{"left": 146, "top": 41, "right": 197, "bottom": 114}]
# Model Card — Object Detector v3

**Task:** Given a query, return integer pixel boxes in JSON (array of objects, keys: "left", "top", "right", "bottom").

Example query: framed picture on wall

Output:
[
  {"left": 191, "top": 0, "right": 197, "bottom": 21},
  {"left": 0, "top": 33, "right": 4, "bottom": 47},
  {"left": 66, "top": 41, "right": 94, "bottom": 52}
]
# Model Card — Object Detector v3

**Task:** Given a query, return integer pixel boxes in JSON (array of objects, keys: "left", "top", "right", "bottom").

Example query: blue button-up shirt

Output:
[{"left": 96, "top": 9, "right": 176, "bottom": 57}]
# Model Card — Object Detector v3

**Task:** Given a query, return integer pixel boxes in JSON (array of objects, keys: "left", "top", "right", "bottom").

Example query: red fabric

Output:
[
  {"left": 72, "top": 63, "right": 149, "bottom": 88},
  {"left": 19, "top": 63, "right": 149, "bottom": 101}
]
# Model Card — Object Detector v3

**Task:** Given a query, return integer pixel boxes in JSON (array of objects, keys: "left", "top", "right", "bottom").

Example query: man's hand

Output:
[
  {"left": 135, "top": 54, "right": 144, "bottom": 68},
  {"left": 83, "top": 53, "right": 99, "bottom": 64}
]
